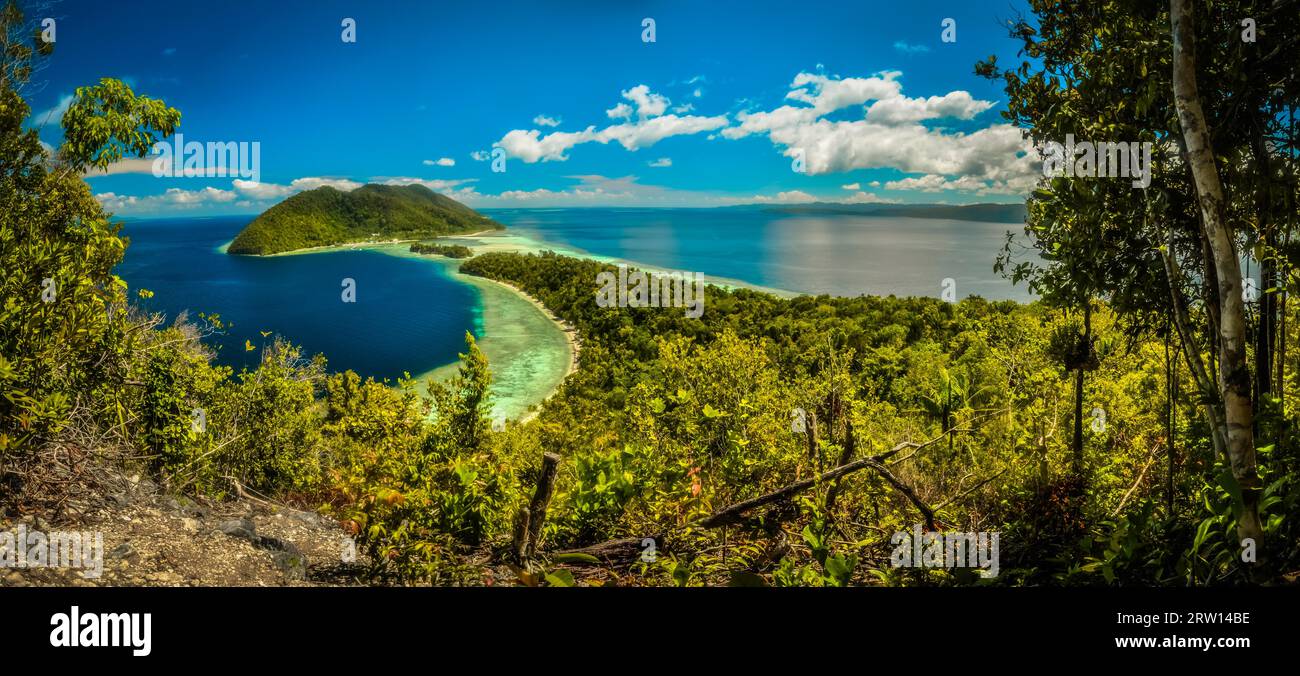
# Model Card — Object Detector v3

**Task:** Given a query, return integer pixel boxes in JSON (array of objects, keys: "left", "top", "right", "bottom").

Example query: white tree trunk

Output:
[{"left": 1170, "top": 0, "right": 1264, "bottom": 548}]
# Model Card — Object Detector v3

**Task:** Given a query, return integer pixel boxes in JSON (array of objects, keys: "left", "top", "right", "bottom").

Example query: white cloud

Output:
[
  {"left": 376, "top": 176, "right": 477, "bottom": 192},
  {"left": 95, "top": 186, "right": 237, "bottom": 212},
  {"left": 620, "top": 84, "right": 670, "bottom": 118},
  {"left": 598, "top": 114, "right": 728, "bottom": 151},
  {"left": 606, "top": 102, "right": 633, "bottom": 120},
  {"left": 893, "top": 41, "right": 930, "bottom": 54},
  {"left": 94, "top": 192, "right": 139, "bottom": 211},
  {"left": 496, "top": 88, "right": 728, "bottom": 163},
  {"left": 533, "top": 115, "right": 561, "bottom": 127},
  {"left": 31, "top": 94, "right": 73, "bottom": 127},
  {"left": 455, "top": 175, "right": 745, "bottom": 208},
  {"left": 470, "top": 150, "right": 490, "bottom": 161},
  {"left": 883, "top": 173, "right": 1035, "bottom": 196},
  {"left": 866, "top": 90, "right": 994, "bottom": 126},
  {"left": 841, "top": 191, "right": 897, "bottom": 204},
  {"left": 749, "top": 190, "right": 818, "bottom": 204},
  {"left": 165, "top": 186, "right": 236, "bottom": 204},
  {"left": 648, "top": 157, "right": 672, "bottom": 168},
  {"left": 423, "top": 157, "right": 455, "bottom": 167},
  {"left": 717, "top": 70, "right": 1034, "bottom": 194},
  {"left": 497, "top": 127, "right": 601, "bottom": 163},
  {"left": 232, "top": 177, "right": 362, "bottom": 200},
  {"left": 841, "top": 182, "right": 860, "bottom": 190}
]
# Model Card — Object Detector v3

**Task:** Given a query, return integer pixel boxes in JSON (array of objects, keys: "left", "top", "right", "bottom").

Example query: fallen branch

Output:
[
  {"left": 551, "top": 534, "right": 662, "bottom": 566},
  {"left": 933, "top": 468, "right": 1009, "bottom": 512},
  {"left": 1110, "top": 441, "right": 1162, "bottom": 518},
  {"left": 697, "top": 445, "right": 941, "bottom": 530}
]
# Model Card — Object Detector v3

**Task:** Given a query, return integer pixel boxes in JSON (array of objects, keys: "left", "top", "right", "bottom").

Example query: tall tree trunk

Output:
[{"left": 1170, "top": 0, "right": 1265, "bottom": 548}]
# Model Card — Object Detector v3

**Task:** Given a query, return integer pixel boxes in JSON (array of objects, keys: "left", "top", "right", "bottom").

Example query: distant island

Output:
[
  {"left": 226, "top": 183, "right": 503, "bottom": 255},
  {"left": 732, "top": 202, "right": 1027, "bottom": 224},
  {"left": 410, "top": 242, "right": 474, "bottom": 258}
]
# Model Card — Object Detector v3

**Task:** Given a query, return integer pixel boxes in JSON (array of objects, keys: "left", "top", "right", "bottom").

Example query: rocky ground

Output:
[{"left": 1, "top": 474, "right": 367, "bottom": 587}]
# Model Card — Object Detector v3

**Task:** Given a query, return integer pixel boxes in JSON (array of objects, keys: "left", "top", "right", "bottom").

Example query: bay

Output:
[{"left": 115, "top": 216, "right": 479, "bottom": 381}]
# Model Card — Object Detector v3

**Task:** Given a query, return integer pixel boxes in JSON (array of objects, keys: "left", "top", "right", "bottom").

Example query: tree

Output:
[
  {"left": 981, "top": 0, "right": 1298, "bottom": 553},
  {"left": 1169, "top": 0, "right": 1263, "bottom": 546},
  {"left": 427, "top": 332, "right": 493, "bottom": 458},
  {"left": 0, "top": 1, "right": 179, "bottom": 484}
]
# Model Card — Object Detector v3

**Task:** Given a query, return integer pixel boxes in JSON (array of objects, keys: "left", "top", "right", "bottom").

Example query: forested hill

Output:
[{"left": 226, "top": 184, "right": 503, "bottom": 255}]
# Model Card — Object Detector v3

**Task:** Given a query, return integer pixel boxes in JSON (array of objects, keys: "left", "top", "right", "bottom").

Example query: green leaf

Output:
[
  {"left": 551, "top": 552, "right": 601, "bottom": 565},
  {"left": 545, "top": 569, "right": 575, "bottom": 587}
]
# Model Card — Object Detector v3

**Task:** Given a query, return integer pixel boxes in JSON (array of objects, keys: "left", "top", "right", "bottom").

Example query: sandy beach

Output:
[{"left": 464, "top": 276, "right": 580, "bottom": 423}]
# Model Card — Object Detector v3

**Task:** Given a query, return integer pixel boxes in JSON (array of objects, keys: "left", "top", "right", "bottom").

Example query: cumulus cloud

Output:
[
  {"left": 748, "top": 190, "right": 818, "bottom": 204},
  {"left": 883, "top": 172, "right": 1037, "bottom": 196},
  {"left": 95, "top": 186, "right": 236, "bottom": 212},
  {"left": 619, "top": 84, "right": 670, "bottom": 118},
  {"left": 533, "top": 115, "right": 561, "bottom": 127},
  {"left": 841, "top": 182, "right": 860, "bottom": 190},
  {"left": 376, "top": 176, "right": 477, "bottom": 192},
  {"left": 718, "top": 70, "right": 1033, "bottom": 194},
  {"left": 423, "top": 157, "right": 455, "bottom": 167},
  {"left": 841, "top": 191, "right": 898, "bottom": 204},
  {"left": 605, "top": 102, "right": 633, "bottom": 120},
  {"left": 496, "top": 85, "right": 727, "bottom": 163},
  {"left": 865, "top": 90, "right": 994, "bottom": 125},
  {"left": 648, "top": 157, "right": 672, "bottom": 168},
  {"left": 232, "top": 177, "right": 362, "bottom": 200}
]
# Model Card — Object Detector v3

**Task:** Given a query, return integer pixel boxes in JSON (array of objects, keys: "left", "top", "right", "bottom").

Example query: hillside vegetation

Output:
[
  {"left": 226, "top": 184, "right": 501, "bottom": 255},
  {"left": 4, "top": 0, "right": 1300, "bottom": 588}
]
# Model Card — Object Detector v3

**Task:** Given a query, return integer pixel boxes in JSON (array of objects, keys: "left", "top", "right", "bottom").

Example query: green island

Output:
[
  {"left": 409, "top": 241, "right": 474, "bottom": 258},
  {"left": 225, "top": 183, "right": 502, "bottom": 255}
]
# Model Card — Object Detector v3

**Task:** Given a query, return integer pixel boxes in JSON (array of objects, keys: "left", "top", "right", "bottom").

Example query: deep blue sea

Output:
[
  {"left": 116, "top": 216, "right": 479, "bottom": 380},
  {"left": 489, "top": 208, "right": 1031, "bottom": 301},
  {"left": 116, "top": 209, "right": 1029, "bottom": 381}
]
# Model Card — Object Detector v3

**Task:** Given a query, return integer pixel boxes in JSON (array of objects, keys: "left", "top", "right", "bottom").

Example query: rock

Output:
[
  {"left": 273, "top": 547, "right": 308, "bottom": 581},
  {"left": 164, "top": 495, "right": 209, "bottom": 519},
  {"left": 181, "top": 517, "right": 200, "bottom": 533},
  {"left": 276, "top": 507, "right": 330, "bottom": 528},
  {"left": 109, "top": 542, "right": 136, "bottom": 560},
  {"left": 217, "top": 518, "right": 256, "bottom": 540}
]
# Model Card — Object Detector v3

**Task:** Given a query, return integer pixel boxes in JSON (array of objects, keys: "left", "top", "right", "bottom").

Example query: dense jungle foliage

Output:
[
  {"left": 410, "top": 242, "right": 474, "bottom": 258},
  {"left": 3, "top": 0, "right": 1299, "bottom": 586}
]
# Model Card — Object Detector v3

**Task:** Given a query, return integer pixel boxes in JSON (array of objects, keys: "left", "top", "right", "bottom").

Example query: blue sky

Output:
[{"left": 25, "top": 0, "right": 1036, "bottom": 215}]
